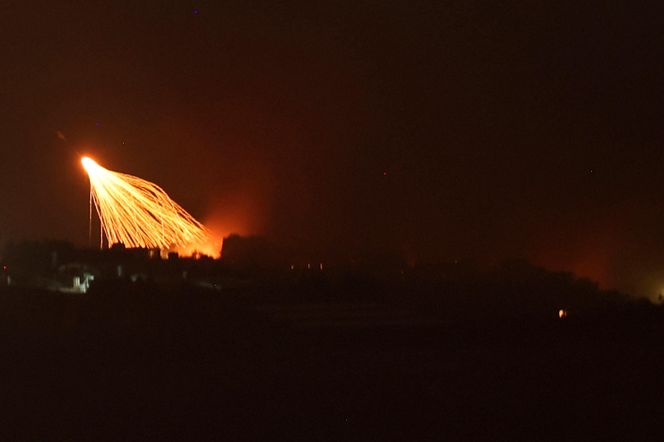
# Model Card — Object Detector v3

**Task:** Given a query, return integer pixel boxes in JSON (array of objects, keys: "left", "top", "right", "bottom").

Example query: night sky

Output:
[{"left": 1, "top": 1, "right": 663, "bottom": 296}]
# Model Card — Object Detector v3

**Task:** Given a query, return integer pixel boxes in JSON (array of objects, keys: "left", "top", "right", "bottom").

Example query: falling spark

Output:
[{"left": 81, "top": 157, "right": 212, "bottom": 253}]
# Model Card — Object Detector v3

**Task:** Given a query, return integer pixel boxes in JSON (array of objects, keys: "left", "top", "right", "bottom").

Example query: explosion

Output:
[{"left": 81, "top": 157, "right": 214, "bottom": 255}]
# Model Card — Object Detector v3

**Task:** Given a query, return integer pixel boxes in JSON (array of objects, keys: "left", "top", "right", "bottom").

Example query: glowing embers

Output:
[
  {"left": 558, "top": 309, "right": 568, "bottom": 319},
  {"left": 81, "top": 157, "right": 211, "bottom": 251}
]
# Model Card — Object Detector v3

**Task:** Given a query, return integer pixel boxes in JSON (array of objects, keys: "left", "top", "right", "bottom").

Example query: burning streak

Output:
[{"left": 81, "top": 157, "right": 212, "bottom": 253}]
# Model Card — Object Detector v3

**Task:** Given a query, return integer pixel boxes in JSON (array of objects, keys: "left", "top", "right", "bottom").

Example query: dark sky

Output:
[{"left": 1, "top": 1, "right": 663, "bottom": 295}]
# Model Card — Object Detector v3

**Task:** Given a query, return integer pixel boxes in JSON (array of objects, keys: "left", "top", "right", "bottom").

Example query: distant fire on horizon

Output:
[{"left": 81, "top": 156, "right": 217, "bottom": 256}]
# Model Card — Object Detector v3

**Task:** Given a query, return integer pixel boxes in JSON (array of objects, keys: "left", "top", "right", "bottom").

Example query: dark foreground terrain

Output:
[{"left": 0, "top": 282, "right": 663, "bottom": 441}]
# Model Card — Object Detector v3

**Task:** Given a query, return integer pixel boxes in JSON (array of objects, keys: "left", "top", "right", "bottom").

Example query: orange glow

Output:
[
  {"left": 82, "top": 156, "right": 216, "bottom": 256},
  {"left": 558, "top": 309, "right": 568, "bottom": 319}
]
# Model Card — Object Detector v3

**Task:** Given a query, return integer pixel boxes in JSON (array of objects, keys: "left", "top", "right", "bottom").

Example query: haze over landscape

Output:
[
  {"left": 2, "top": 2, "right": 664, "bottom": 296},
  {"left": 4, "top": 2, "right": 664, "bottom": 440}
]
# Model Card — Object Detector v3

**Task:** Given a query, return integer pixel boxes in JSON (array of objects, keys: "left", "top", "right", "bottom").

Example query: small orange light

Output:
[{"left": 558, "top": 309, "right": 568, "bottom": 319}]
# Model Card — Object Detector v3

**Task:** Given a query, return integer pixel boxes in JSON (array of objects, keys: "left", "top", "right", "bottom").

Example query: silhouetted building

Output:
[{"left": 221, "top": 234, "right": 283, "bottom": 269}]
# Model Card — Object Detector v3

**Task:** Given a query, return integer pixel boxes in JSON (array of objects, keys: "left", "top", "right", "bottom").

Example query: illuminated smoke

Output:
[{"left": 81, "top": 157, "right": 214, "bottom": 255}]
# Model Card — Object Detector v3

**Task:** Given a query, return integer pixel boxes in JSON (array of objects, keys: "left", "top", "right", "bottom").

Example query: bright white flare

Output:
[
  {"left": 81, "top": 156, "right": 96, "bottom": 171},
  {"left": 82, "top": 157, "right": 212, "bottom": 252}
]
